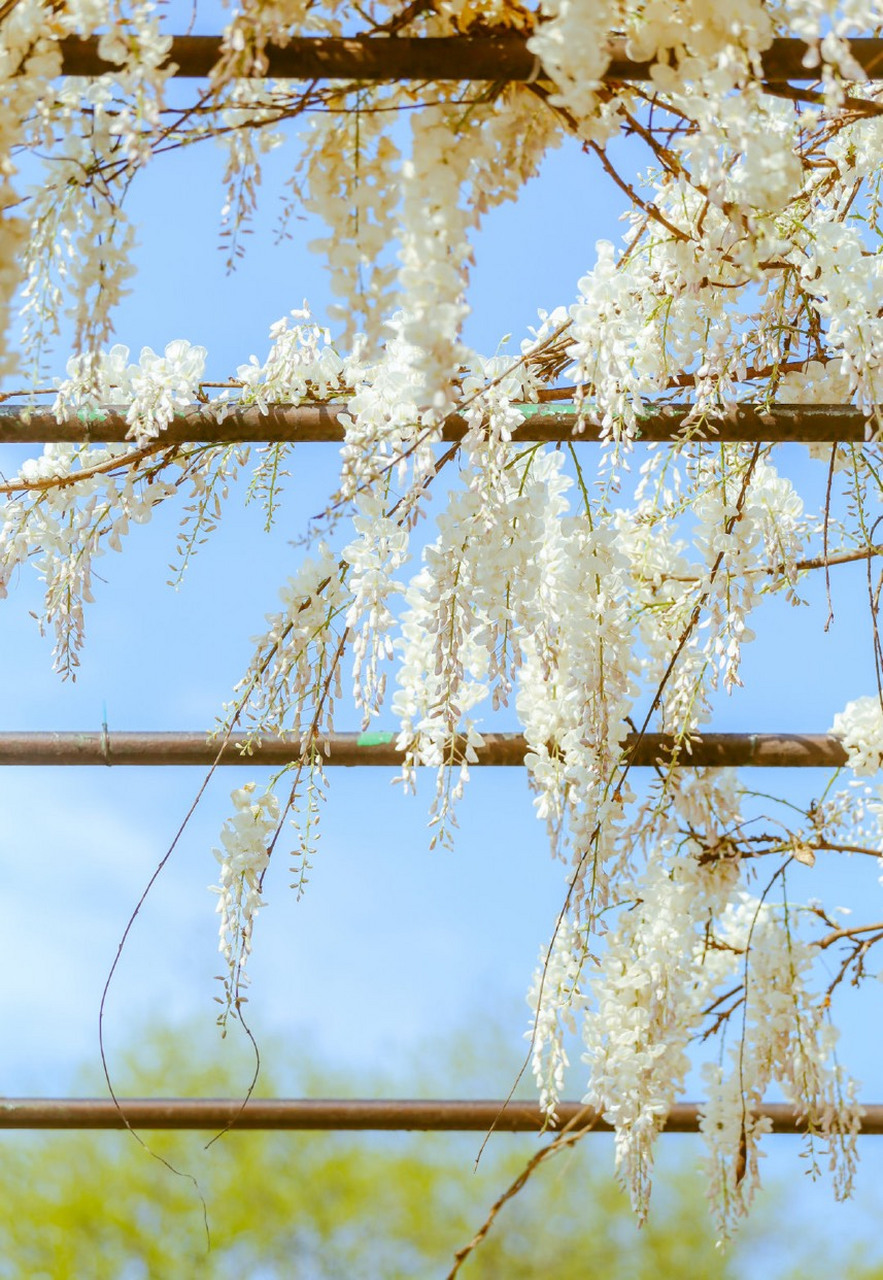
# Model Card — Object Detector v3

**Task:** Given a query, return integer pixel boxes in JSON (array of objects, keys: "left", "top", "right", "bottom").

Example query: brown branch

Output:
[
  {"left": 762, "top": 80, "right": 883, "bottom": 118},
  {"left": 584, "top": 135, "right": 690, "bottom": 243},
  {"left": 0, "top": 439, "right": 181, "bottom": 495},
  {"left": 662, "top": 543, "right": 883, "bottom": 586},
  {"left": 811, "top": 840, "right": 883, "bottom": 859},
  {"left": 535, "top": 356, "right": 838, "bottom": 402},
  {"left": 816, "top": 921, "right": 883, "bottom": 950},
  {"left": 795, "top": 545, "right": 883, "bottom": 572},
  {"left": 447, "top": 1107, "right": 600, "bottom": 1278},
  {"left": 700, "top": 994, "right": 746, "bottom": 1042},
  {"left": 824, "top": 935, "right": 878, "bottom": 1001}
]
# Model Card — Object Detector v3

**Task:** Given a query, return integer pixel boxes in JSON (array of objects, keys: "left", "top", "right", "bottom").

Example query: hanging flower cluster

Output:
[
  {"left": 210, "top": 781, "right": 281, "bottom": 1031},
  {"left": 3, "top": 0, "right": 883, "bottom": 1258}
]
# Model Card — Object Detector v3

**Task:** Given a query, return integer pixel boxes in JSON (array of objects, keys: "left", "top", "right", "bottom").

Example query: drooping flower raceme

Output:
[
  {"left": 833, "top": 696, "right": 883, "bottom": 776},
  {"left": 210, "top": 782, "right": 281, "bottom": 1029}
]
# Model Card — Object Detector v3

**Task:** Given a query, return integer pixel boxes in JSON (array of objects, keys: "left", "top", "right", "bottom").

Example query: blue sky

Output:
[{"left": 2, "top": 73, "right": 883, "bottom": 1271}]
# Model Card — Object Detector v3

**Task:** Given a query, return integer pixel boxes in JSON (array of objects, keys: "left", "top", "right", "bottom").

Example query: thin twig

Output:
[
  {"left": 815, "top": 921, "right": 883, "bottom": 950},
  {"left": 447, "top": 1107, "right": 600, "bottom": 1278}
]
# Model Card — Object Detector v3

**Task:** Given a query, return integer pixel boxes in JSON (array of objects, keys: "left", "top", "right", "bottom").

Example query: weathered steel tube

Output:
[
  {"left": 53, "top": 35, "right": 883, "bottom": 84},
  {"left": 0, "top": 1097, "right": 880, "bottom": 1131},
  {"left": 0, "top": 731, "right": 850, "bottom": 768},
  {"left": 0, "top": 403, "right": 872, "bottom": 446}
]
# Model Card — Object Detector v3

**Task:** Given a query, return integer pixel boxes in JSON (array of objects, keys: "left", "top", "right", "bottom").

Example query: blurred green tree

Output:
[{"left": 0, "top": 1021, "right": 863, "bottom": 1280}]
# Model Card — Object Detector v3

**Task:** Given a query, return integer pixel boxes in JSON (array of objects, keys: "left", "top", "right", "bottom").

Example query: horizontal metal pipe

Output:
[
  {"left": 54, "top": 35, "right": 883, "bottom": 83},
  {"left": 0, "top": 731, "right": 850, "bottom": 768},
  {"left": 0, "top": 403, "right": 871, "bottom": 446},
  {"left": 1, "top": 1097, "right": 881, "bottom": 1132}
]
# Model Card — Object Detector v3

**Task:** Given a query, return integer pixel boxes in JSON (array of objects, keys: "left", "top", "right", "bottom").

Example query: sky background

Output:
[{"left": 1, "top": 56, "right": 883, "bottom": 1272}]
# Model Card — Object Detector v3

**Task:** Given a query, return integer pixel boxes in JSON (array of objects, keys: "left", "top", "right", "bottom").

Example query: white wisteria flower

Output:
[
  {"left": 833, "top": 696, "right": 883, "bottom": 777},
  {"left": 210, "top": 782, "right": 281, "bottom": 1028}
]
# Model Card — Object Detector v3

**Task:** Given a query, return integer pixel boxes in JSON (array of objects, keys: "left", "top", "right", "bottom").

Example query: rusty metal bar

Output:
[
  {"left": 0, "top": 731, "right": 850, "bottom": 768},
  {"left": 1, "top": 1097, "right": 881, "bottom": 1131},
  {"left": 54, "top": 35, "right": 883, "bottom": 83},
  {"left": 0, "top": 403, "right": 872, "bottom": 446}
]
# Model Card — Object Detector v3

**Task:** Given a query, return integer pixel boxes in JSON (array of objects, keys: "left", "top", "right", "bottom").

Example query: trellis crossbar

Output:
[
  {"left": 53, "top": 35, "right": 883, "bottom": 83},
  {"left": 0, "top": 731, "right": 851, "bottom": 768},
  {"left": 2, "top": 1098, "right": 881, "bottom": 1132},
  {"left": 0, "top": 403, "right": 873, "bottom": 445}
]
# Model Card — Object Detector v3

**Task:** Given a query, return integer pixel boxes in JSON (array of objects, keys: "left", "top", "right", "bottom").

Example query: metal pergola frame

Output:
[
  {"left": 1, "top": 1098, "right": 879, "bottom": 1133},
  {"left": 7, "top": 408, "right": 881, "bottom": 1127},
  {"left": 6, "top": 407, "right": 881, "bottom": 1128},
  {"left": 0, "top": 402, "right": 874, "bottom": 445},
  {"left": 7, "top": 25, "right": 883, "bottom": 1134},
  {"left": 51, "top": 34, "right": 883, "bottom": 83},
  {"left": 0, "top": 730, "right": 852, "bottom": 769}
]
